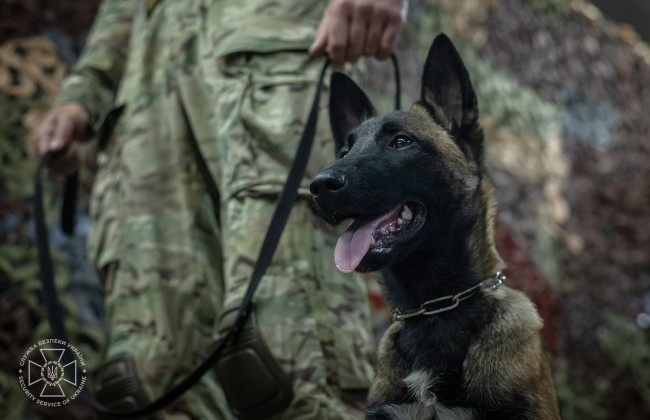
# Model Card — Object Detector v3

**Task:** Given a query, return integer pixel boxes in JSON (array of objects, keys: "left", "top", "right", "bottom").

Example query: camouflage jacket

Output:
[{"left": 57, "top": 0, "right": 327, "bottom": 134}]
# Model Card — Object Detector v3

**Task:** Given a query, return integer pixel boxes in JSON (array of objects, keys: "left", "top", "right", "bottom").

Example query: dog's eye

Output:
[
  {"left": 390, "top": 137, "right": 412, "bottom": 149},
  {"left": 338, "top": 150, "right": 349, "bottom": 159}
]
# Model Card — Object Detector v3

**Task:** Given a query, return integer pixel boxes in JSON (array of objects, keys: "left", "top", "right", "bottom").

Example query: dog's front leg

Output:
[{"left": 365, "top": 322, "right": 413, "bottom": 418}]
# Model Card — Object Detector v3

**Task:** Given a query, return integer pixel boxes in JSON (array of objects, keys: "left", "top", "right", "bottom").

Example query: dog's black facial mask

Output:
[{"left": 310, "top": 34, "right": 482, "bottom": 273}]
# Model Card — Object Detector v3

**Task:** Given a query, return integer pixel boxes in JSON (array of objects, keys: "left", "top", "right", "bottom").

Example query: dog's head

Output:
[{"left": 310, "top": 34, "right": 485, "bottom": 273}]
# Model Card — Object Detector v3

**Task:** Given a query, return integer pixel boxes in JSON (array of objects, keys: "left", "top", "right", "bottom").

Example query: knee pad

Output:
[
  {"left": 215, "top": 300, "right": 293, "bottom": 420},
  {"left": 94, "top": 353, "right": 163, "bottom": 420}
]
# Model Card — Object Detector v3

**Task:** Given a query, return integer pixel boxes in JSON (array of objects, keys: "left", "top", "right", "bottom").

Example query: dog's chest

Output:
[{"left": 396, "top": 312, "right": 484, "bottom": 404}]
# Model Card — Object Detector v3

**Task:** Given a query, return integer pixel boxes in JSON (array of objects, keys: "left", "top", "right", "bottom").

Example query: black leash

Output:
[{"left": 34, "top": 55, "right": 401, "bottom": 417}]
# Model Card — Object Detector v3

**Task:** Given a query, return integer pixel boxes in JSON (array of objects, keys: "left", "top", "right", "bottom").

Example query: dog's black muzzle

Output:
[
  {"left": 309, "top": 169, "right": 348, "bottom": 224},
  {"left": 310, "top": 169, "right": 347, "bottom": 200}
]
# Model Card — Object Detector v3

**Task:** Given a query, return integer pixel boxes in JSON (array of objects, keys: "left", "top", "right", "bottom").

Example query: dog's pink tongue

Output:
[
  {"left": 334, "top": 219, "right": 377, "bottom": 273},
  {"left": 334, "top": 206, "right": 402, "bottom": 273}
]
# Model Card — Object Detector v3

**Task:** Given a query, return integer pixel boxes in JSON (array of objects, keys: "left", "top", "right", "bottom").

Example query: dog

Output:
[{"left": 309, "top": 34, "right": 560, "bottom": 419}]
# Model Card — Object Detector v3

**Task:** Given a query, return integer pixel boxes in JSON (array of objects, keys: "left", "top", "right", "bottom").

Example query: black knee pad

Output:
[{"left": 215, "top": 300, "right": 293, "bottom": 420}]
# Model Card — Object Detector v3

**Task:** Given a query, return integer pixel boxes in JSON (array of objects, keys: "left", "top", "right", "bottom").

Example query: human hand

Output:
[
  {"left": 309, "top": 0, "right": 405, "bottom": 66},
  {"left": 36, "top": 103, "right": 87, "bottom": 176}
]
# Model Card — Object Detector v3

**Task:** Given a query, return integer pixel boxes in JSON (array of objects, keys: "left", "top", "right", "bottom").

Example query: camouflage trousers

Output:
[{"left": 92, "top": 51, "right": 375, "bottom": 419}]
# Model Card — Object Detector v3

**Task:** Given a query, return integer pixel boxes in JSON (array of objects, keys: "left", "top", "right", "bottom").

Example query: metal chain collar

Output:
[{"left": 393, "top": 271, "right": 506, "bottom": 321}]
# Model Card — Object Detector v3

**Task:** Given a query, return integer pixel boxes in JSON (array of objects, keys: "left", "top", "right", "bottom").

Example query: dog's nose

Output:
[{"left": 310, "top": 170, "right": 347, "bottom": 198}]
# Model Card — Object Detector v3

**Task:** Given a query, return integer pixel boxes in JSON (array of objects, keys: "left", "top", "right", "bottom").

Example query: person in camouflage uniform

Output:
[{"left": 36, "top": 0, "right": 405, "bottom": 418}]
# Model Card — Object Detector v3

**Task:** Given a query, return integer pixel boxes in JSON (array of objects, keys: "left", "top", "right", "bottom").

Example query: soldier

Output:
[{"left": 36, "top": 0, "right": 405, "bottom": 418}]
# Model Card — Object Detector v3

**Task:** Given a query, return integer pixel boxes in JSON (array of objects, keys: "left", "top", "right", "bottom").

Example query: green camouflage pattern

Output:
[
  {"left": 56, "top": 0, "right": 327, "bottom": 137},
  {"left": 56, "top": 0, "right": 374, "bottom": 418},
  {"left": 56, "top": 0, "right": 135, "bottom": 137}
]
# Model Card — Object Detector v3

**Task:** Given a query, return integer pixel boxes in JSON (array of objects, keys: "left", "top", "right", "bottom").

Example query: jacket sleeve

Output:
[{"left": 56, "top": 0, "right": 136, "bottom": 137}]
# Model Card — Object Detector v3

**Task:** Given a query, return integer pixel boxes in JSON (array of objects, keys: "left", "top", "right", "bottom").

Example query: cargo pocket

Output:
[{"left": 240, "top": 72, "right": 334, "bottom": 195}]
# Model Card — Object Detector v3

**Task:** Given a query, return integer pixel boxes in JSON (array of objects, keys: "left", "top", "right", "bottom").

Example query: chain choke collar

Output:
[{"left": 393, "top": 271, "right": 506, "bottom": 321}]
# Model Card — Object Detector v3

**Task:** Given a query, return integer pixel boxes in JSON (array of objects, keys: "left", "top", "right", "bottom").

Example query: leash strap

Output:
[{"left": 35, "top": 55, "right": 401, "bottom": 417}]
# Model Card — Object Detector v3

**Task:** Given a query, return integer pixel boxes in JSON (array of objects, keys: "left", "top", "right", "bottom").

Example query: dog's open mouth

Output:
[{"left": 334, "top": 203, "right": 422, "bottom": 273}]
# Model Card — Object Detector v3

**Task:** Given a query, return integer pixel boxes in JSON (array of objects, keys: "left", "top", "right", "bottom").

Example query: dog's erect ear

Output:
[
  {"left": 421, "top": 34, "right": 478, "bottom": 134},
  {"left": 329, "top": 72, "right": 377, "bottom": 152}
]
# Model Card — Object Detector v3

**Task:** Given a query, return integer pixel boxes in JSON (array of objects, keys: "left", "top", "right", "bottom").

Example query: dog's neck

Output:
[{"left": 380, "top": 178, "right": 504, "bottom": 313}]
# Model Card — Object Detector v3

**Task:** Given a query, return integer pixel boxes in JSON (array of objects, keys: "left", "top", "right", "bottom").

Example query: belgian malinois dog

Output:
[{"left": 310, "top": 34, "right": 560, "bottom": 419}]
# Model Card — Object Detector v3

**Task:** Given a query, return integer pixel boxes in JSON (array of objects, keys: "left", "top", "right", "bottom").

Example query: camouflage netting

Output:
[
  {"left": 0, "top": 2, "right": 104, "bottom": 419},
  {"left": 476, "top": 2, "right": 650, "bottom": 418},
  {"left": 1, "top": 0, "right": 649, "bottom": 419}
]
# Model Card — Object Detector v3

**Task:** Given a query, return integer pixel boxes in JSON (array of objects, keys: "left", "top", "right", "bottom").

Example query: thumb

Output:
[
  {"left": 50, "top": 114, "right": 76, "bottom": 152},
  {"left": 309, "top": 18, "right": 328, "bottom": 56}
]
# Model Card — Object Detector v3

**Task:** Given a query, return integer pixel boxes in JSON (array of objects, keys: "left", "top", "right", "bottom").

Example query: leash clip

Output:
[{"left": 482, "top": 271, "right": 505, "bottom": 293}]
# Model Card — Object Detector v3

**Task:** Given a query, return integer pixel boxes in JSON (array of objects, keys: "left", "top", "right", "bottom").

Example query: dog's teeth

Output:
[
  {"left": 401, "top": 205, "right": 413, "bottom": 221},
  {"left": 389, "top": 226, "right": 395, "bottom": 233},
  {"left": 371, "top": 237, "right": 376, "bottom": 245},
  {"left": 397, "top": 218, "right": 403, "bottom": 226}
]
